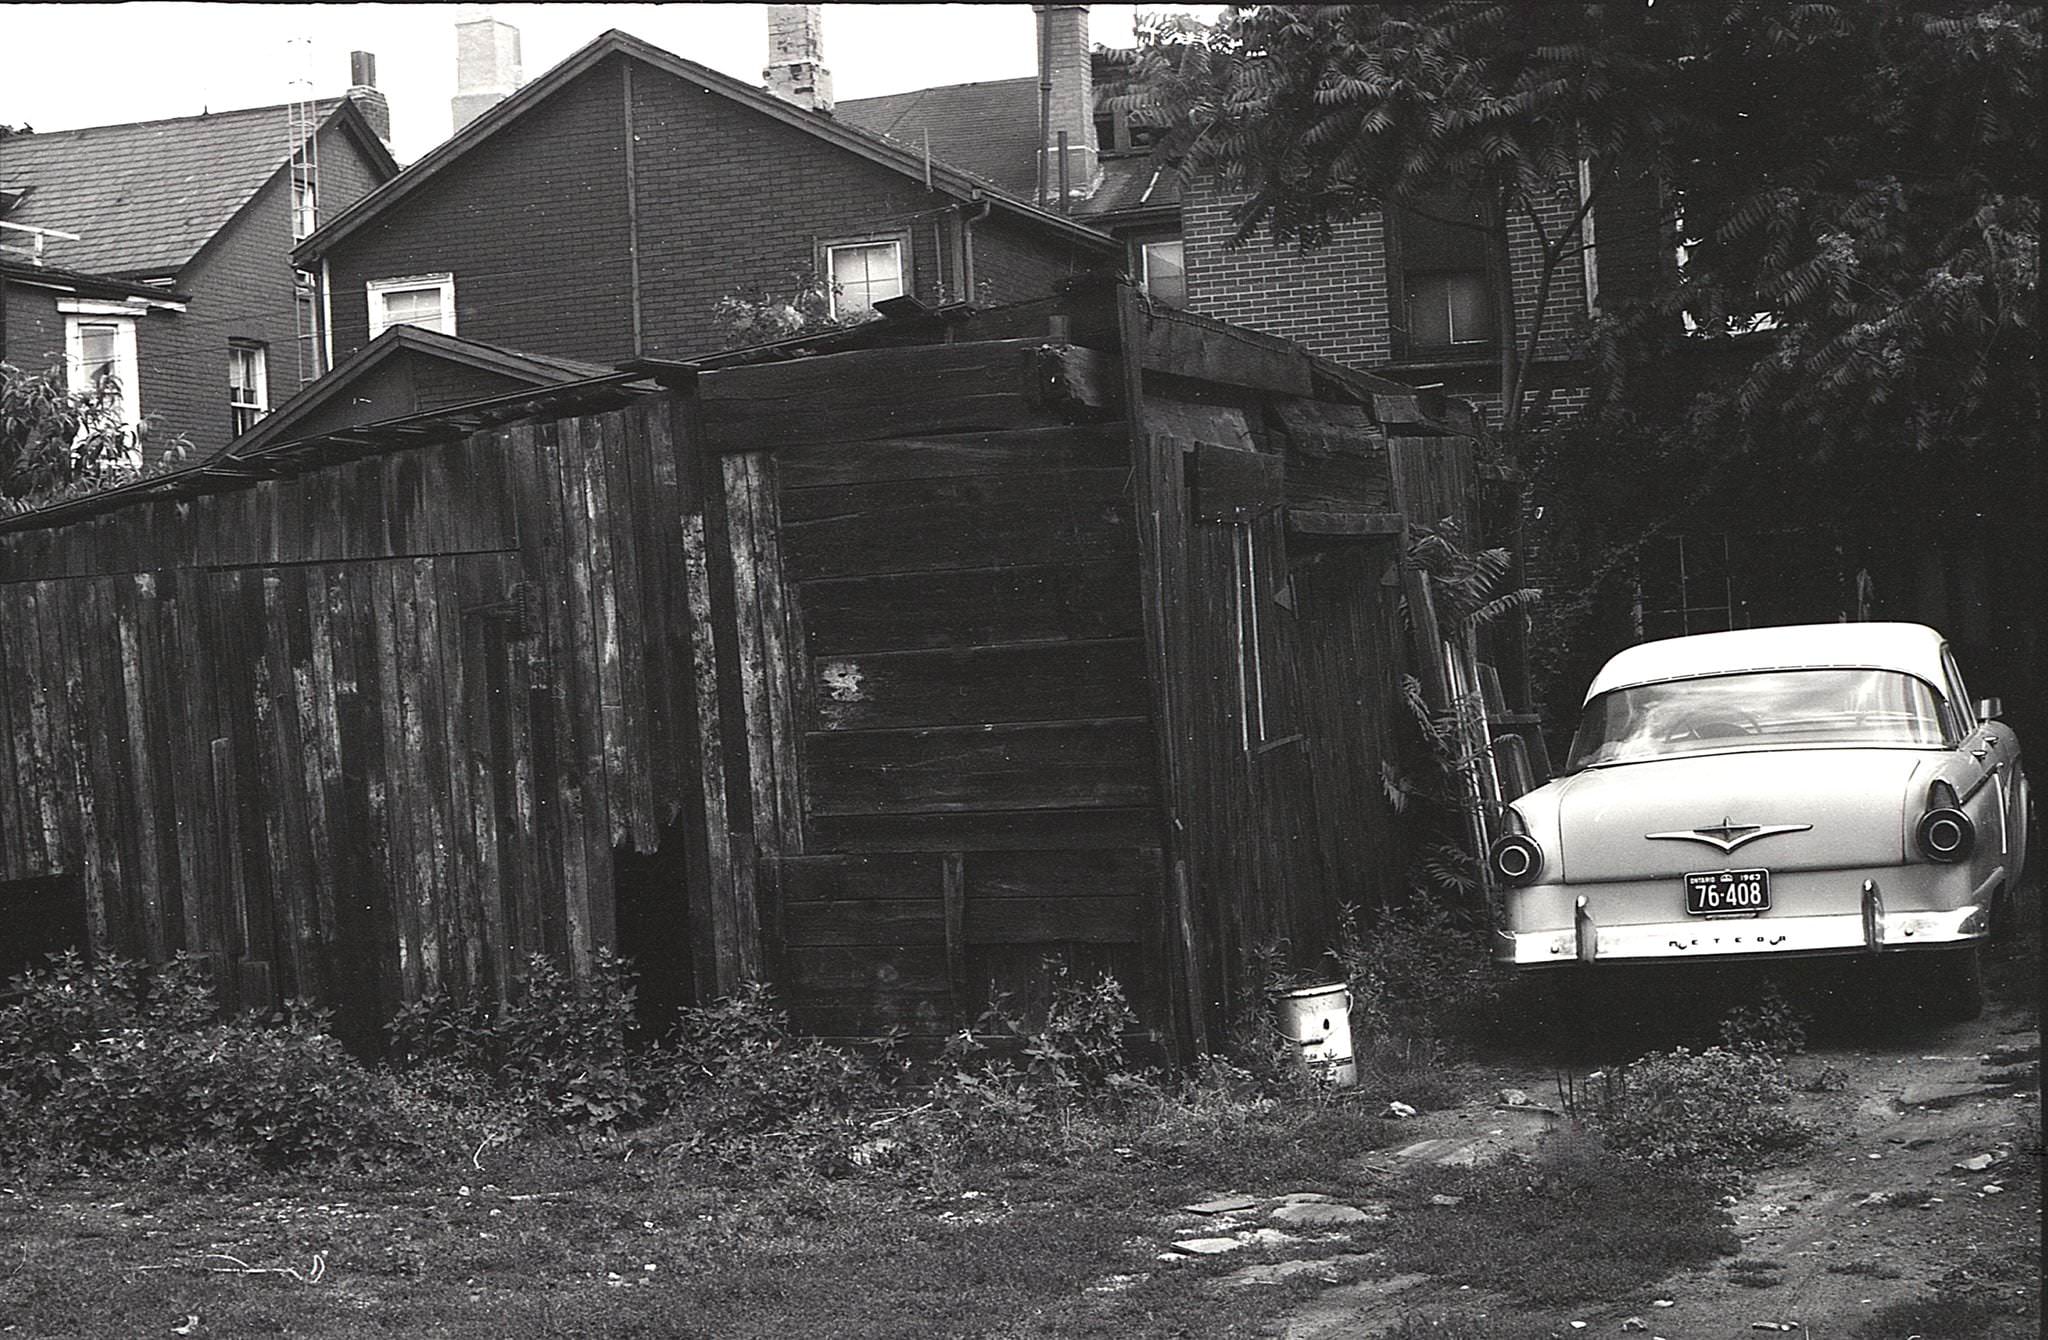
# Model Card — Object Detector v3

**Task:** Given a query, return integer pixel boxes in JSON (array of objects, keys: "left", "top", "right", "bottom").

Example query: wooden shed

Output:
[{"left": 0, "top": 284, "right": 1496, "bottom": 1055}]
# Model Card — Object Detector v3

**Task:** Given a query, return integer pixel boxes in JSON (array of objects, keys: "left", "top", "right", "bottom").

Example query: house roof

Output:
[
  {"left": 838, "top": 77, "right": 1041, "bottom": 199},
  {"left": 295, "top": 30, "right": 1117, "bottom": 266},
  {"left": 220, "top": 324, "right": 615, "bottom": 461},
  {"left": 0, "top": 98, "right": 398, "bottom": 278}
]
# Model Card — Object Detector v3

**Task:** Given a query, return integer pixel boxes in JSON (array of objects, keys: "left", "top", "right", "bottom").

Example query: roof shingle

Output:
[{"left": 0, "top": 100, "right": 354, "bottom": 276}]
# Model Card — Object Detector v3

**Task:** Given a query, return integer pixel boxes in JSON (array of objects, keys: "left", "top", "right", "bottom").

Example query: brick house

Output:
[
  {"left": 838, "top": 5, "right": 1678, "bottom": 429},
  {"left": 291, "top": 27, "right": 1118, "bottom": 372},
  {"left": 0, "top": 72, "right": 399, "bottom": 459}
]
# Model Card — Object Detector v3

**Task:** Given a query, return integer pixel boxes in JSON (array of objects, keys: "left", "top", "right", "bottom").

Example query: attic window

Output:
[
  {"left": 367, "top": 272, "right": 456, "bottom": 339},
  {"left": 821, "top": 237, "right": 905, "bottom": 320}
]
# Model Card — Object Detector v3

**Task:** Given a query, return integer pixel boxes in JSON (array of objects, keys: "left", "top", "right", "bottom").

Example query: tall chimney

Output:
[
  {"left": 346, "top": 50, "right": 391, "bottom": 146},
  {"left": 763, "top": 5, "right": 833, "bottom": 113},
  {"left": 1034, "top": 5, "right": 1098, "bottom": 204},
  {"left": 452, "top": 14, "right": 523, "bottom": 134}
]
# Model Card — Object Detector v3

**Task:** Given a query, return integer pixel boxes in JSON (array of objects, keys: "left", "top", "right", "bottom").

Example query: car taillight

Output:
[
  {"left": 1487, "top": 833, "right": 1544, "bottom": 886},
  {"left": 1916, "top": 807, "right": 1974, "bottom": 862}
]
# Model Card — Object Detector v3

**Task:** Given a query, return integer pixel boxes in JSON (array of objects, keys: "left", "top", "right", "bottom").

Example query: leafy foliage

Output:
[
  {"left": 711, "top": 269, "right": 856, "bottom": 349},
  {"left": 1586, "top": 1045, "right": 1811, "bottom": 1183},
  {"left": 1128, "top": 3, "right": 2039, "bottom": 480},
  {"left": 386, "top": 949, "right": 649, "bottom": 1128},
  {"left": 0, "top": 953, "right": 410, "bottom": 1172},
  {"left": 1, "top": 362, "right": 190, "bottom": 512}
]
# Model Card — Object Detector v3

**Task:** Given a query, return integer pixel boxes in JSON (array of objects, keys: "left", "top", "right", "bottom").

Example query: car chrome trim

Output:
[
  {"left": 1499, "top": 905, "right": 1988, "bottom": 965},
  {"left": 1644, "top": 820, "right": 1814, "bottom": 853}
]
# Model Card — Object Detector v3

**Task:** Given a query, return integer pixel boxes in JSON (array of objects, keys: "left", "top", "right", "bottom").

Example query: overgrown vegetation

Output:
[
  {"left": 1, "top": 362, "right": 190, "bottom": 513},
  {"left": 1578, "top": 1045, "right": 1811, "bottom": 1185}
]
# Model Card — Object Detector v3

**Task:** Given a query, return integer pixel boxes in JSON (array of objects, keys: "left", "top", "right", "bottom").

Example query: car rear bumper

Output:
[{"left": 1495, "top": 886, "right": 1994, "bottom": 967}]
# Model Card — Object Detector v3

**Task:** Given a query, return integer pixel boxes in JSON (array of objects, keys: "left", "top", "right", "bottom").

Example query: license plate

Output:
[{"left": 1685, "top": 869, "right": 1770, "bottom": 915}]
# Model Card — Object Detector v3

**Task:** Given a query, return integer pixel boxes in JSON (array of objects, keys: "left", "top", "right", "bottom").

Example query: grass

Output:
[{"left": 0, "top": 1095, "right": 1747, "bottom": 1340}]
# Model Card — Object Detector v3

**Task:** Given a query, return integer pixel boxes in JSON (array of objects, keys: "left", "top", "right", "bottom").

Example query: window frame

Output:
[
  {"left": 59, "top": 302, "right": 143, "bottom": 442},
  {"left": 1385, "top": 192, "right": 1505, "bottom": 363},
  {"left": 818, "top": 233, "right": 909, "bottom": 321},
  {"left": 1134, "top": 235, "right": 1186, "bottom": 308},
  {"left": 228, "top": 340, "right": 269, "bottom": 436},
  {"left": 366, "top": 272, "right": 457, "bottom": 339}
]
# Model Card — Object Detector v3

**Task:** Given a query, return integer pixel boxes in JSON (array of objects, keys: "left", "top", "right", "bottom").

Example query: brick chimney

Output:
[
  {"left": 1034, "top": 4, "right": 1099, "bottom": 206},
  {"left": 763, "top": 5, "right": 833, "bottom": 113},
  {"left": 345, "top": 50, "right": 391, "bottom": 146},
  {"left": 452, "top": 14, "right": 522, "bottom": 134}
]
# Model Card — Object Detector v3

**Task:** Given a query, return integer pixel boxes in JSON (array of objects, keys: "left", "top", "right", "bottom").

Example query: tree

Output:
[
  {"left": 1, "top": 363, "right": 185, "bottom": 514},
  {"left": 1128, "top": 2, "right": 2039, "bottom": 476}
]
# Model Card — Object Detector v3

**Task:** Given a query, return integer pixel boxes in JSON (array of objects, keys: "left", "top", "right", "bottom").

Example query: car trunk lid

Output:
[{"left": 1555, "top": 748, "right": 1930, "bottom": 881}]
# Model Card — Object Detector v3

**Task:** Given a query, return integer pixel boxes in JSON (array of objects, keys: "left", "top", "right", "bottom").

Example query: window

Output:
[
  {"left": 229, "top": 342, "right": 268, "bottom": 435},
  {"left": 291, "top": 177, "right": 318, "bottom": 241},
  {"left": 1390, "top": 192, "right": 1500, "bottom": 358},
  {"left": 822, "top": 239, "right": 904, "bottom": 320},
  {"left": 62, "top": 308, "right": 141, "bottom": 441},
  {"left": 1136, "top": 237, "right": 1186, "bottom": 307},
  {"left": 367, "top": 273, "right": 456, "bottom": 338}
]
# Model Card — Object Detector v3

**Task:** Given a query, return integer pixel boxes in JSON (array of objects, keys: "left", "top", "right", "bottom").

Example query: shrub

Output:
[
  {"left": 387, "top": 950, "right": 651, "bottom": 1129},
  {"left": 1718, "top": 979, "right": 1810, "bottom": 1055},
  {"left": 0, "top": 953, "right": 411, "bottom": 1173},
  {"left": 1332, "top": 896, "right": 1506, "bottom": 1048},
  {"left": 40, "top": 1017, "right": 411, "bottom": 1169},
  {"left": 1588, "top": 1045, "right": 1811, "bottom": 1183},
  {"left": 973, "top": 960, "right": 1138, "bottom": 1103},
  {"left": 665, "top": 980, "right": 892, "bottom": 1146}
]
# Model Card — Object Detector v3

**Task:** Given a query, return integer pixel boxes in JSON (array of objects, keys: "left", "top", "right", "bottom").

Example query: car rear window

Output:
[{"left": 1566, "top": 668, "right": 1949, "bottom": 770}]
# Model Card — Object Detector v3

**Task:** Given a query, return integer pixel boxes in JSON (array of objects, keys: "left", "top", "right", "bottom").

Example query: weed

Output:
[
  {"left": 1726, "top": 1256, "right": 1787, "bottom": 1288},
  {"left": 1584, "top": 1046, "right": 1811, "bottom": 1184},
  {"left": 1331, "top": 896, "right": 1506, "bottom": 1052},
  {"left": 1719, "top": 978, "right": 1811, "bottom": 1055}
]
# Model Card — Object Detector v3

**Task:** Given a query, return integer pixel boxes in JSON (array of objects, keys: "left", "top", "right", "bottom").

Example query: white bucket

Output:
[{"left": 1274, "top": 982, "right": 1357, "bottom": 1087}]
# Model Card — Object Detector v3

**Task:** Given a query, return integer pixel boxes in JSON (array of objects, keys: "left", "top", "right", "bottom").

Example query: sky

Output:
[{"left": 0, "top": 3, "right": 1221, "bottom": 164}]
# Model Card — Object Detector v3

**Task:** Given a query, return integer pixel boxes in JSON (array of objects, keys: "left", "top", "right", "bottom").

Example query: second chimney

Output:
[
  {"left": 453, "top": 14, "right": 523, "bottom": 134},
  {"left": 764, "top": 5, "right": 834, "bottom": 113},
  {"left": 1035, "top": 5, "right": 1099, "bottom": 206},
  {"left": 346, "top": 50, "right": 392, "bottom": 147}
]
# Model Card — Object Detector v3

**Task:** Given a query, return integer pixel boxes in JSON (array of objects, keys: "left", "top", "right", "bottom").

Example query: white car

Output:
[{"left": 1491, "top": 623, "right": 2030, "bottom": 1018}]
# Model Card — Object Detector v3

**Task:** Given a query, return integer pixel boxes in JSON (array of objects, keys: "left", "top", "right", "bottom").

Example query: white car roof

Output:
[{"left": 1584, "top": 622, "right": 1950, "bottom": 702}]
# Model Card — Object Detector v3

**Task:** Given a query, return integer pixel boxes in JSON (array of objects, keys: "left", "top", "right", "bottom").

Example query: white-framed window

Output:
[
  {"left": 229, "top": 341, "right": 269, "bottom": 435},
  {"left": 60, "top": 305, "right": 142, "bottom": 440},
  {"left": 291, "top": 177, "right": 318, "bottom": 241},
  {"left": 1137, "top": 237, "right": 1186, "bottom": 307},
  {"left": 821, "top": 237, "right": 905, "bottom": 320},
  {"left": 367, "top": 272, "right": 456, "bottom": 338}
]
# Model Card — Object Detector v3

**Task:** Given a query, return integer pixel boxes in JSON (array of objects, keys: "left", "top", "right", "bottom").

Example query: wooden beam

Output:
[
  {"left": 698, "top": 338, "right": 1119, "bottom": 453},
  {"left": 1134, "top": 305, "right": 1314, "bottom": 397}
]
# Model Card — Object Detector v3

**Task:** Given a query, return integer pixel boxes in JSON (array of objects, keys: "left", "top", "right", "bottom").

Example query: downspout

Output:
[
  {"left": 319, "top": 258, "right": 335, "bottom": 374},
  {"left": 960, "top": 192, "right": 992, "bottom": 305},
  {"left": 622, "top": 61, "right": 644, "bottom": 357}
]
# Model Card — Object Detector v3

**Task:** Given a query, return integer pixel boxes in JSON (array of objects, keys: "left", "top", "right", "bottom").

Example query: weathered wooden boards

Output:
[{"left": 758, "top": 415, "right": 1163, "bottom": 1036}]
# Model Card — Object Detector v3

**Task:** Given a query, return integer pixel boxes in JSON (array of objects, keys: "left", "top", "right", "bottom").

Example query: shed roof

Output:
[
  {"left": 1585, "top": 623, "right": 1952, "bottom": 700},
  {"left": 0, "top": 98, "right": 398, "bottom": 278},
  {"left": 220, "top": 324, "right": 616, "bottom": 461}
]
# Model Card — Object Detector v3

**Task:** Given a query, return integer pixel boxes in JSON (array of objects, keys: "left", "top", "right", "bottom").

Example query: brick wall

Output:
[
  {"left": 969, "top": 211, "right": 1102, "bottom": 308},
  {"left": 1180, "top": 174, "right": 1593, "bottom": 390},
  {"left": 2, "top": 284, "right": 68, "bottom": 372},
  {"left": 324, "top": 55, "right": 635, "bottom": 366},
  {"left": 1181, "top": 186, "right": 1393, "bottom": 367},
  {"left": 629, "top": 61, "right": 969, "bottom": 357}
]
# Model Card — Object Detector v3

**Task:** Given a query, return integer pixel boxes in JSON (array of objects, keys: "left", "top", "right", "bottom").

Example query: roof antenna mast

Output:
[{"left": 286, "top": 34, "right": 324, "bottom": 385}]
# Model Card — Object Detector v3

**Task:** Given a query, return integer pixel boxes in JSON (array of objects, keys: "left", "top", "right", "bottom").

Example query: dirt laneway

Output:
[{"left": 1281, "top": 948, "right": 2042, "bottom": 1339}]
